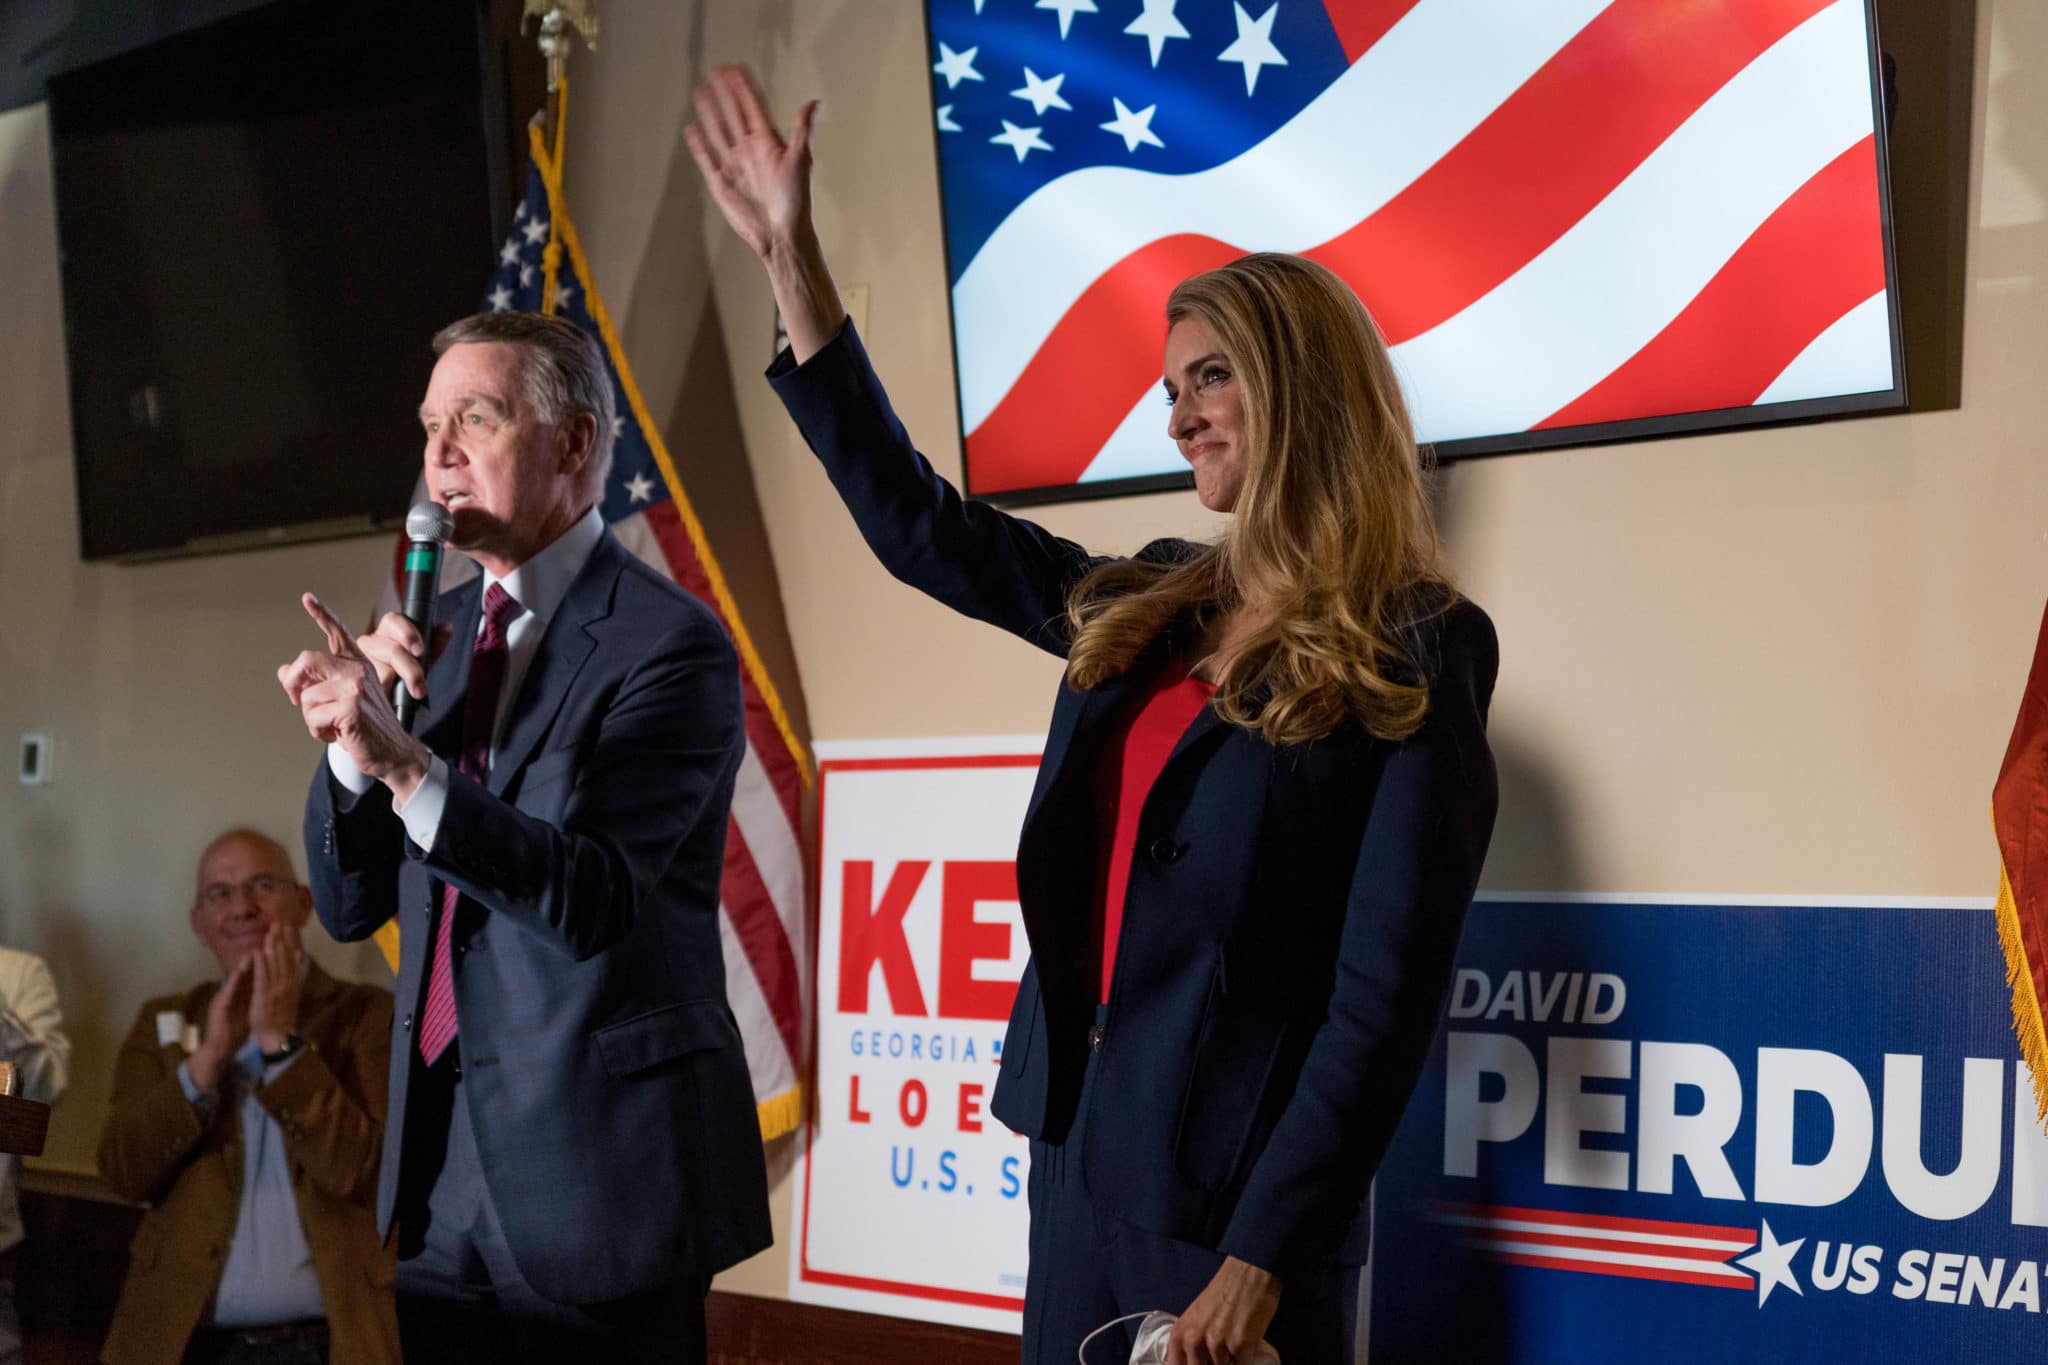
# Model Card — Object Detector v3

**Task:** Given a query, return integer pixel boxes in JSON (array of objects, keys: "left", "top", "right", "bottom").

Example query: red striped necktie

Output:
[{"left": 418, "top": 582, "right": 522, "bottom": 1066}]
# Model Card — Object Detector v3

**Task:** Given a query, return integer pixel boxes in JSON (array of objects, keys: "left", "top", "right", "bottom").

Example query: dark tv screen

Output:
[{"left": 48, "top": 0, "right": 504, "bottom": 560}]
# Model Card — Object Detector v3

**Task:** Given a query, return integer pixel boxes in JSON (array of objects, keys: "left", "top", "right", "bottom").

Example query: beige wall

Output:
[{"left": 1, "top": 0, "right": 2041, "bottom": 1305}]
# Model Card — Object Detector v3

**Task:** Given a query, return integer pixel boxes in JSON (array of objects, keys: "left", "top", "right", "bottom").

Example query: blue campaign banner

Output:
[{"left": 1369, "top": 897, "right": 2048, "bottom": 1364}]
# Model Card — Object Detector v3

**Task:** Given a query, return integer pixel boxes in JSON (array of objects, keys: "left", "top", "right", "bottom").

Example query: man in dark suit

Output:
[{"left": 277, "top": 311, "right": 769, "bottom": 1361}]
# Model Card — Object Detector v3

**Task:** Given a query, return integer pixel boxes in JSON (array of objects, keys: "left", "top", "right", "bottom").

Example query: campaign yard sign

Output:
[
  {"left": 789, "top": 738, "right": 1043, "bottom": 1332},
  {"left": 1370, "top": 896, "right": 2048, "bottom": 1364}
]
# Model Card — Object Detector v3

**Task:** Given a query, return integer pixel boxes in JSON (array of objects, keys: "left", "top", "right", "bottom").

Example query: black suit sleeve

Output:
[
  {"left": 420, "top": 615, "right": 743, "bottom": 962},
  {"left": 767, "top": 320, "right": 1103, "bottom": 657},
  {"left": 306, "top": 764, "right": 406, "bottom": 944},
  {"left": 1219, "top": 603, "right": 1501, "bottom": 1275}
]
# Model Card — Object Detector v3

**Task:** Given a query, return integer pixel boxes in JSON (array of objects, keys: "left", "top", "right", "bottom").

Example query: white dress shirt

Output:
[{"left": 328, "top": 505, "right": 606, "bottom": 849}]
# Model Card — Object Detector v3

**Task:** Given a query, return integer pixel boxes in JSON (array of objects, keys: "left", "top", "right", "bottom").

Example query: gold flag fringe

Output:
[{"left": 1994, "top": 810, "right": 2048, "bottom": 1131}]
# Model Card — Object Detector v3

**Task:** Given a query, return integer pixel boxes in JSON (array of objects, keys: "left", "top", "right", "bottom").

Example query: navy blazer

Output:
[
  {"left": 303, "top": 530, "right": 771, "bottom": 1303},
  {"left": 771, "top": 323, "right": 1498, "bottom": 1277}
]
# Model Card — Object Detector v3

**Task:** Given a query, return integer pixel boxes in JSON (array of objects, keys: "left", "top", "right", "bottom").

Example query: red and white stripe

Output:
[
  {"left": 1430, "top": 1201, "right": 1758, "bottom": 1290},
  {"left": 954, "top": 0, "right": 1893, "bottom": 493}
]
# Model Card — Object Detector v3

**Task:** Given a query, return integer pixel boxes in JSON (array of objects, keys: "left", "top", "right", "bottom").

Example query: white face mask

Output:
[{"left": 1080, "top": 1311, "right": 1283, "bottom": 1365}]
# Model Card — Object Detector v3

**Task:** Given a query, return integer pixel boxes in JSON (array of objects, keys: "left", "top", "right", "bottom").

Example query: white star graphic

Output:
[
  {"left": 933, "top": 42, "right": 984, "bottom": 90},
  {"left": 1036, "top": 0, "right": 1098, "bottom": 40},
  {"left": 1010, "top": 67, "right": 1072, "bottom": 117},
  {"left": 1124, "top": 0, "right": 1190, "bottom": 67},
  {"left": 990, "top": 119, "right": 1053, "bottom": 162},
  {"left": 936, "top": 104, "right": 962, "bottom": 133},
  {"left": 514, "top": 200, "right": 527, "bottom": 222},
  {"left": 498, "top": 240, "right": 520, "bottom": 268},
  {"left": 1735, "top": 1219, "right": 1805, "bottom": 1307},
  {"left": 519, "top": 263, "right": 534, "bottom": 287},
  {"left": 624, "top": 471, "right": 655, "bottom": 503},
  {"left": 487, "top": 285, "right": 514, "bottom": 312},
  {"left": 1100, "top": 97, "right": 1164, "bottom": 153},
  {"left": 554, "top": 282, "right": 576, "bottom": 309},
  {"left": 611, "top": 415, "right": 626, "bottom": 438},
  {"left": 522, "top": 217, "right": 551, "bottom": 245},
  {"left": 1217, "top": 1, "right": 1288, "bottom": 96}
]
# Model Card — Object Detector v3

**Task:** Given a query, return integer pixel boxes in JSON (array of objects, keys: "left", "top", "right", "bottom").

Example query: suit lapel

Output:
[
  {"left": 1024, "top": 628, "right": 1185, "bottom": 829},
  {"left": 485, "top": 532, "right": 621, "bottom": 797}
]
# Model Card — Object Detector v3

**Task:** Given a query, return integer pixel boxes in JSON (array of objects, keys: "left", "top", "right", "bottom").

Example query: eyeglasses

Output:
[{"left": 198, "top": 874, "right": 295, "bottom": 909}]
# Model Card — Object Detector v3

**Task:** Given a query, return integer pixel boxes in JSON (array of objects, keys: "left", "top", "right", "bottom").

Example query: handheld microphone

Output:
[{"left": 394, "top": 501, "right": 454, "bottom": 730}]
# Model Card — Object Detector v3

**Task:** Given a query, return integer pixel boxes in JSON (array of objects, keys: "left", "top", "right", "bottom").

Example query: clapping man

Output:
[{"left": 97, "top": 829, "right": 396, "bottom": 1365}]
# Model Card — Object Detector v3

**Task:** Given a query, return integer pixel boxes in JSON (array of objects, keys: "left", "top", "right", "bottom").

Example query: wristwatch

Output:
[{"left": 259, "top": 1033, "right": 306, "bottom": 1066}]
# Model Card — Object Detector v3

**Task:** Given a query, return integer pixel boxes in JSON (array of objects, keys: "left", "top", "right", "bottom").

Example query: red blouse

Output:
[{"left": 1092, "top": 657, "right": 1217, "bottom": 1004}]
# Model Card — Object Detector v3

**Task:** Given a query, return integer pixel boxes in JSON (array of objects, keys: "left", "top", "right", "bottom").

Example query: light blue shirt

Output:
[
  {"left": 328, "top": 505, "right": 606, "bottom": 847},
  {"left": 177, "top": 1036, "right": 323, "bottom": 1326}
]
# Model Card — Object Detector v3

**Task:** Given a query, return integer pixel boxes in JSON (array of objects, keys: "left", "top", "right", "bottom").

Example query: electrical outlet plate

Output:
[{"left": 18, "top": 733, "right": 49, "bottom": 787}]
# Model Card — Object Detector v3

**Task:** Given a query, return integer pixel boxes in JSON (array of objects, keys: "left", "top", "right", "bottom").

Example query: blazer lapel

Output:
[
  {"left": 1023, "top": 628, "right": 1187, "bottom": 829},
  {"left": 484, "top": 533, "right": 621, "bottom": 797}
]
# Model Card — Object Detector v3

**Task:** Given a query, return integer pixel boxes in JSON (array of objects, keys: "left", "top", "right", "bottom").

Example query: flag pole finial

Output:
[{"left": 524, "top": 2, "right": 598, "bottom": 92}]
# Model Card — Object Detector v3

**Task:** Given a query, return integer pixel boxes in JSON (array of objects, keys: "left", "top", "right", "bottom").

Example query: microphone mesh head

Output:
[{"left": 405, "top": 501, "right": 455, "bottom": 544}]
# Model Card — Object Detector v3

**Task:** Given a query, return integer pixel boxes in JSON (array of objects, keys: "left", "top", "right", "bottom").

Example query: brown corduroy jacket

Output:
[{"left": 96, "top": 962, "right": 398, "bottom": 1365}]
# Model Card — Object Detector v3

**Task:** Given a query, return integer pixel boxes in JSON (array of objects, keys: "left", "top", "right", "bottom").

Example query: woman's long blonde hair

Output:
[{"left": 1063, "top": 253, "right": 1449, "bottom": 745}]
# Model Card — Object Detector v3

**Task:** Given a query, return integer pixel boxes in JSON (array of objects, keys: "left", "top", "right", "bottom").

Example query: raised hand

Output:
[
  {"left": 685, "top": 64, "right": 818, "bottom": 261},
  {"left": 278, "top": 593, "right": 431, "bottom": 802},
  {"left": 685, "top": 63, "right": 843, "bottom": 363}
]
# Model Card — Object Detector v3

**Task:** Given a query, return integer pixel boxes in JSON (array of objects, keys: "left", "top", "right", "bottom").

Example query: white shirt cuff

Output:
[
  {"left": 325, "top": 744, "right": 375, "bottom": 796},
  {"left": 396, "top": 756, "right": 450, "bottom": 852}
]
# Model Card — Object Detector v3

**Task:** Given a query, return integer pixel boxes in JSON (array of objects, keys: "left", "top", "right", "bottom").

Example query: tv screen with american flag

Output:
[{"left": 925, "top": 0, "right": 1905, "bottom": 504}]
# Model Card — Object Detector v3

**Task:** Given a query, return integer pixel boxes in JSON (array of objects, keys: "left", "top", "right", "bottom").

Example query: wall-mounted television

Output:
[
  {"left": 48, "top": 0, "right": 509, "bottom": 560},
  {"left": 923, "top": 0, "right": 1906, "bottom": 505}
]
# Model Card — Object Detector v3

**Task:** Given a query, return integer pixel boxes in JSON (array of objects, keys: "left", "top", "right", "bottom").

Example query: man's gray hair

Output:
[{"left": 432, "top": 311, "right": 616, "bottom": 499}]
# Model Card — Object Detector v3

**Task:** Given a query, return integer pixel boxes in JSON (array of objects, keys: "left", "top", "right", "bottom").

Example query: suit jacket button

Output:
[{"left": 1148, "top": 837, "right": 1182, "bottom": 865}]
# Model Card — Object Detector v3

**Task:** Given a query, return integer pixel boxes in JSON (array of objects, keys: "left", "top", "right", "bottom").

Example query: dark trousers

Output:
[
  {"left": 179, "top": 1323, "right": 328, "bottom": 1365},
  {"left": 393, "top": 1062, "right": 708, "bottom": 1364},
  {"left": 1024, "top": 1011, "right": 1363, "bottom": 1365}
]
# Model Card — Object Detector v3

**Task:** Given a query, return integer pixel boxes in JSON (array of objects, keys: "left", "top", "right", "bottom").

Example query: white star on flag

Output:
[
  {"left": 1735, "top": 1219, "right": 1805, "bottom": 1307},
  {"left": 1217, "top": 1, "right": 1287, "bottom": 96},
  {"left": 611, "top": 415, "right": 626, "bottom": 438},
  {"left": 1035, "top": 0, "right": 1098, "bottom": 40},
  {"left": 519, "top": 263, "right": 534, "bottom": 287},
  {"left": 1101, "top": 98, "right": 1164, "bottom": 153},
  {"left": 990, "top": 120, "right": 1053, "bottom": 162},
  {"left": 933, "top": 42, "right": 984, "bottom": 90},
  {"left": 498, "top": 240, "right": 520, "bottom": 268},
  {"left": 487, "top": 285, "right": 514, "bottom": 312},
  {"left": 513, "top": 200, "right": 526, "bottom": 222},
  {"left": 937, "top": 104, "right": 961, "bottom": 133},
  {"left": 1124, "top": 0, "right": 1191, "bottom": 67},
  {"left": 522, "top": 217, "right": 551, "bottom": 245},
  {"left": 623, "top": 471, "right": 655, "bottom": 503},
  {"left": 1011, "top": 67, "right": 1073, "bottom": 117},
  {"left": 555, "top": 283, "right": 576, "bottom": 309}
]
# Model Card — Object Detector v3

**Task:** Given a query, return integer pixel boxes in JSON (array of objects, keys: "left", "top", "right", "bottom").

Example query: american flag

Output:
[
  {"left": 928, "top": 0, "right": 1899, "bottom": 499},
  {"left": 377, "top": 135, "right": 810, "bottom": 1139}
]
